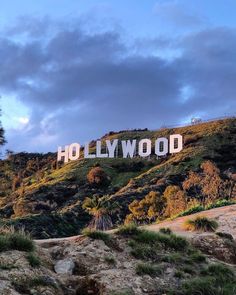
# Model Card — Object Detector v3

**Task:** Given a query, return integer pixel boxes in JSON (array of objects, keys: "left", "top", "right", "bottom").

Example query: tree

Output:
[
  {"left": 183, "top": 161, "right": 225, "bottom": 205},
  {"left": 87, "top": 166, "right": 109, "bottom": 187},
  {"left": 164, "top": 185, "right": 187, "bottom": 217},
  {"left": 82, "top": 195, "right": 119, "bottom": 230},
  {"left": 125, "top": 191, "right": 166, "bottom": 224}
]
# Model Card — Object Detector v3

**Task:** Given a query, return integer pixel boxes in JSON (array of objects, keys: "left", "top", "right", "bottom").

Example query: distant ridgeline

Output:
[{"left": 57, "top": 134, "right": 183, "bottom": 163}]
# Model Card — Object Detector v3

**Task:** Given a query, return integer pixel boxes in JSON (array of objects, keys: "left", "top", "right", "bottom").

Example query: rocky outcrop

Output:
[{"left": 191, "top": 233, "right": 236, "bottom": 264}]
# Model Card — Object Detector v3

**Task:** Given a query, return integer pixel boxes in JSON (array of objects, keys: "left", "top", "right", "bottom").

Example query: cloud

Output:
[
  {"left": 154, "top": 1, "right": 206, "bottom": 27},
  {"left": 0, "top": 17, "right": 235, "bottom": 152}
]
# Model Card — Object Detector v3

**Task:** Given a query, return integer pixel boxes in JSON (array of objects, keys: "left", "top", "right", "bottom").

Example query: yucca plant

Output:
[{"left": 82, "top": 195, "right": 119, "bottom": 231}]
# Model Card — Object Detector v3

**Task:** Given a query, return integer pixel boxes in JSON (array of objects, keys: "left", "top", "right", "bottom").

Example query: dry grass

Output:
[{"left": 184, "top": 216, "right": 219, "bottom": 232}]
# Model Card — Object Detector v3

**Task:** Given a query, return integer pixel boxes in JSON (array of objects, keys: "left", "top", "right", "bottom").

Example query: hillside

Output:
[
  {"left": 0, "top": 118, "right": 235, "bottom": 238},
  {"left": 0, "top": 207, "right": 236, "bottom": 294}
]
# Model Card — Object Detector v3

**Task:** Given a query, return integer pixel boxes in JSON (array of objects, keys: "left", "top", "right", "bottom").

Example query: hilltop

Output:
[{"left": 0, "top": 118, "right": 235, "bottom": 238}]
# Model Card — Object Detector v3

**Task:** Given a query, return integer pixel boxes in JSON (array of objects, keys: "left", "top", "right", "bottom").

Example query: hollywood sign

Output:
[{"left": 57, "top": 134, "right": 183, "bottom": 163}]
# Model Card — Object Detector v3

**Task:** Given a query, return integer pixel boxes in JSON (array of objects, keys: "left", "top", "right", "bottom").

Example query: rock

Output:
[
  {"left": 54, "top": 259, "right": 75, "bottom": 275},
  {"left": 191, "top": 234, "right": 236, "bottom": 264}
]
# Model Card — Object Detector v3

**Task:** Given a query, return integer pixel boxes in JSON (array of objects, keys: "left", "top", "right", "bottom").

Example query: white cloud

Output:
[{"left": 18, "top": 117, "right": 29, "bottom": 125}]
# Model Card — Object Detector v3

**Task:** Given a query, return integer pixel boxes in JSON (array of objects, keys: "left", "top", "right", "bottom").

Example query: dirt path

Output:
[
  {"left": 144, "top": 204, "right": 236, "bottom": 239},
  {"left": 35, "top": 204, "right": 236, "bottom": 247}
]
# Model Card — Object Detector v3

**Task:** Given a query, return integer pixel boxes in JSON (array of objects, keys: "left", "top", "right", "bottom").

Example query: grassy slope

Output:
[{"left": 0, "top": 118, "right": 235, "bottom": 238}]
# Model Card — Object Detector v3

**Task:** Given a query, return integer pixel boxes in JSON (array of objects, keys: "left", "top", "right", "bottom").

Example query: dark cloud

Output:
[{"left": 0, "top": 17, "right": 235, "bottom": 152}]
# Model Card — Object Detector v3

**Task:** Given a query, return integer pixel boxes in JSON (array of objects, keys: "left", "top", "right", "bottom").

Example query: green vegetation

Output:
[
  {"left": 0, "top": 106, "right": 5, "bottom": 147},
  {"left": 161, "top": 263, "right": 236, "bottom": 295},
  {"left": 82, "top": 195, "right": 119, "bottom": 231},
  {"left": 26, "top": 252, "right": 41, "bottom": 268},
  {"left": 136, "top": 263, "right": 162, "bottom": 277},
  {"left": 185, "top": 216, "right": 219, "bottom": 232},
  {"left": 111, "top": 289, "right": 134, "bottom": 295},
  {"left": 0, "top": 118, "right": 235, "bottom": 238},
  {"left": 216, "top": 232, "right": 234, "bottom": 241},
  {"left": 177, "top": 205, "right": 205, "bottom": 217},
  {"left": 82, "top": 228, "right": 113, "bottom": 247},
  {"left": 13, "top": 276, "right": 57, "bottom": 293},
  {"left": 104, "top": 256, "right": 116, "bottom": 265},
  {"left": 116, "top": 224, "right": 141, "bottom": 237},
  {"left": 0, "top": 263, "right": 17, "bottom": 270},
  {"left": 159, "top": 227, "right": 172, "bottom": 235},
  {"left": 0, "top": 227, "right": 35, "bottom": 252}
]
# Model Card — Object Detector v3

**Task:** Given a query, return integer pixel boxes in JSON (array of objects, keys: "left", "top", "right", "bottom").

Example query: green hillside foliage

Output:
[{"left": 0, "top": 118, "right": 235, "bottom": 238}]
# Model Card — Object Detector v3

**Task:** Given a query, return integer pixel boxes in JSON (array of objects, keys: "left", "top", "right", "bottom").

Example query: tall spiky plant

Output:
[{"left": 82, "top": 195, "right": 119, "bottom": 231}]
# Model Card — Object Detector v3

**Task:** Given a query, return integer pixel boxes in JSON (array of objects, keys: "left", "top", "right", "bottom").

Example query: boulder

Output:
[{"left": 54, "top": 258, "right": 75, "bottom": 275}]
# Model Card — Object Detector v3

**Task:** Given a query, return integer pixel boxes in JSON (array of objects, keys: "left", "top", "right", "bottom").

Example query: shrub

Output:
[
  {"left": 161, "top": 252, "right": 183, "bottom": 264},
  {"left": 177, "top": 205, "right": 205, "bottom": 217},
  {"left": 184, "top": 216, "right": 218, "bottom": 232},
  {"left": 0, "top": 235, "right": 11, "bottom": 252},
  {"left": 207, "top": 199, "right": 236, "bottom": 209},
  {"left": 116, "top": 224, "right": 141, "bottom": 237},
  {"left": 159, "top": 227, "right": 172, "bottom": 235},
  {"left": 134, "top": 230, "right": 189, "bottom": 251},
  {"left": 26, "top": 253, "right": 41, "bottom": 268},
  {"left": 0, "top": 227, "right": 35, "bottom": 252},
  {"left": 104, "top": 256, "right": 116, "bottom": 265},
  {"left": 9, "top": 232, "right": 35, "bottom": 252},
  {"left": 82, "top": 229, "right": 113, "bottom": 247},
  {"left": 87, "top": 167, "right": 109, "bottom": 186},
  {"left": 183, "top": 277, "right": 220, "bottom": 295},
  {"left": 201, "top": 264, "right": 235, "bottom": 284},
  {"left": 0, "top": 263, "right": 17, "bottom": 270},
  {"left": 216, "top": 232, "right": 234, "bottom": 241},
  {"left": 174, "top": 270, "right": 184, "bottom": 279},
  {"left": 111, "top": 289, "right": 134, "bottom": 295},
  {"left": 136, "top": 263, "right": 162, "bottom": 277},
  {"left": 181, "top": 265, "right": 196, "bottom": 275},
  {"left": 189, "top": 252, "right": 206, "bottom": 263},
  {"left": 131, "top": 243, "right": 159, "bottom": 260},
  {"left": 13, "top": 276, "right": 57, "bottom": 293}
]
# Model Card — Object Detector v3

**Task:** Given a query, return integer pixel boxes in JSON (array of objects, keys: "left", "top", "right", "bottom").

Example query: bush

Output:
[
  {"left": 183, "top": 277, "right": 221, "bottom": 295},
  {"left": 104, "top": 256, "right": 116, "bottom": 265},
  {"left": 0, "top": 227, "right": 35, "bottom": 252},
  {"left": 216, "top": 232, "right": 234, "bottom": 241},
  {"left": 189, "top": 252, "right": 206, "bottom": 263},
  {"left": 9, "top": 232, "right": 35, "bottom": 252},
  {"left": 26, "top": 253, "right": 41, "bottom": 268},
  {"left": 201, "top": 264, "right": 235, "bottom": 284},
  {"left": 87, "top": 167, "right": 109, "bottom": 186},
  {"left": 136, "top": 263, "right": 162, "bottom": 277},
  {"left": 134, "top": 230, "right": 189, "bottom": 251},
  {"left": 82, "top": 229, "right": 113, "bottom": 247},
  {"left": 207, "top": 199, "right": 236, "bottom": 209},
  {"left": 177, "top": 205, "right": 205, "bottom": 217},
  {"left": 116, "top": 224, "right": 141, "bottom": 237},
  {"left": 13, "top": 276, "right": 57, "bottom": 293},
  {"left": 131, "top": 243, "right": 159, "bottom": 260},
  {"left": 159, "top": 227, "right": 172, "bottom": 235},
  {"left": 184, "top": 216, "right": 218, "bottom": 232},
  {"left": 111, "top": 289, "right": 134, "bottom": 295}
]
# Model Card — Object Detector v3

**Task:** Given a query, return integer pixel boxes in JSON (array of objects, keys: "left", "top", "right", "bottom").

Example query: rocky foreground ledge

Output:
[{"left": 0, "top": 205, "right": 236, "bottom": 295}]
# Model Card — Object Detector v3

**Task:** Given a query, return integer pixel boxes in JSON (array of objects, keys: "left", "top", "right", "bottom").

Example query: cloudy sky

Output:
[{"left": 0, "top": 0, "right": 236, "bottom": 153}]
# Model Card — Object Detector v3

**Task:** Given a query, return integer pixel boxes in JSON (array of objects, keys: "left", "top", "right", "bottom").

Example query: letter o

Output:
[
  {"left": 68, "top": 143, "right": 81, "bottom": 161},
  {"left": 138, "top": 139, "right": 151, "bottom": 157},
  {"left": 155, "top": 138, "right": 168, "bottom": 156}
]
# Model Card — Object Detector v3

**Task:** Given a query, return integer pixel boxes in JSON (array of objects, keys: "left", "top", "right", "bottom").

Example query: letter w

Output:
[{"left": 121, "top": 140, "right": 136, "bottom": 158}]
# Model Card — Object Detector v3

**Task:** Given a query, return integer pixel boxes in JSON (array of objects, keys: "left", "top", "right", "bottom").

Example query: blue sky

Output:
[{"left": 0, "top": 0, "right": 236, "bottom": 153}]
